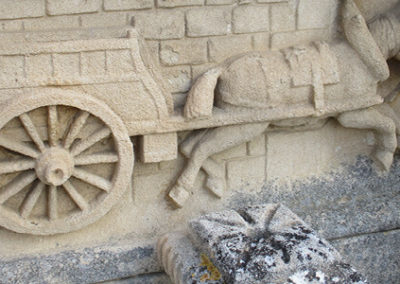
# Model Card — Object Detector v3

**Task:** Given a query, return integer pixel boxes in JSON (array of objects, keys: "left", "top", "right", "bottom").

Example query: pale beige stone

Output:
[
  {"left": 24, "top": 16, "right": 81, "bottom": 31},
  {"left": 208, "top": 35, "right": 252, "bottom": 62},
  {"left": 157, "top": 0, "right": 203, "bottom": 8},
  {"left": 80, "top": 13, "right": 128, "bottom": 28},
  {"left": 169, "top": 1, "right": 400, "bottom": 207},
  {"left": 46, "top": 0, "right": 101, "bottom": 16},
  {"left": 233, "top": 5, "right": 270, "bottom": 33},
  {"left": 134, "top": 10, "right": 185, "bottom": 40},
  {"left": 227, "top": 156, "right": 266, "bottom": 190},
  {"left": 270, "top": 1, "right": 296, "bottom": 32},
  {"left": 140, "top": 133, "right": 178, "bottom": 163},
  {"left": 0, "top": 0, "right": 44, "bottom": 20},
  {"left": 186, "top": 7, "right": 231, "bottom": 37},
  {"left": 163, "top": 66, "right": 192, "bottom": 93},
  {"left": 104, "top": 0, "right": 154, "bottom": 10},
  {"left": 297, "top": 0, "right": 333, "bottom": 30},
  {"left": 160, "top": 38, "right": 208, "bottom": 65}
]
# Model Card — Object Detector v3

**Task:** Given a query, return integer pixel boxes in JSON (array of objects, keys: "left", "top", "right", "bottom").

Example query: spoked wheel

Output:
[{"left": 0, "top": 90, "right": 133, "bottom": 235}]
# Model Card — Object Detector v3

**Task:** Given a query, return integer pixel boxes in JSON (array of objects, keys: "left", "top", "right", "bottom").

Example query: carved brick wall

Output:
[{"left": 0, "top": 0, "right": 337, "bottom": 107}]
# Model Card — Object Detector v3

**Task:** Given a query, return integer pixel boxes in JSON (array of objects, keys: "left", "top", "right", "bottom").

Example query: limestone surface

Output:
[{"left": 159, "top": 204, "right": 367, "bottom": 284}]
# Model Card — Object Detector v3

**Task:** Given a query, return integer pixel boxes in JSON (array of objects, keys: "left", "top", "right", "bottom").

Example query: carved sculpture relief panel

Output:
[{"left": 0, "top": 0, "right": 399, "bottom": 237}]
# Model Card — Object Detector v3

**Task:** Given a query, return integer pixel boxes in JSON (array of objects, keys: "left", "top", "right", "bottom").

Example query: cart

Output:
[{"left": 0, "top": 27, "right": 391, "bottom": 235}]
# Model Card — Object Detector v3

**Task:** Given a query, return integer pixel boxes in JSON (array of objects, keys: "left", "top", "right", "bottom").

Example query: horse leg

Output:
[
  {"left": 337, "top": 107, "right": 397, "bottom": 171},
  {"left": 168, "top": 122, "right": 270, "bottom": 207},
  {"left": 180, "top": 129, "right": 225, "bottom": 197},
  {"left": 375, "top": 103, "right": 400, "bottom": 146}
]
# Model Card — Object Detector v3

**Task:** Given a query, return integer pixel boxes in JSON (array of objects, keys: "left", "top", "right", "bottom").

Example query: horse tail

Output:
[{"left": 184, "top": 67, "right": 224, "bottom": 119}]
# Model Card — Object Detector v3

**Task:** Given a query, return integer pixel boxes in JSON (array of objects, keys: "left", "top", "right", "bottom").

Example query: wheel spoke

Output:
[
  {"left": 63, "top": 181, "right": 89, "bottom": 211},
  {"left": 63, "top": 111, "right": 90, "bottom": 149},
  {"left": 48, "top": 185, "right": 58, "bottom": 220},
  {"left": 70, "top": 127, "right": 111, "bottom": 156},
  {"left": 0, "top": 135, "right": 39, "bottom": 158},
  {"left": 19, "top": 113, "right": 46, "bottom": 152},
  {"left": 20, "top": 182, "right": 45, "bottom": 218},
  {"left": 72, "top": 167, "right": 112, "bottom": 192},
  {"left": 48, "top": 106, "right": 58, "bottom": 147},
  {"left": 0, "top": 158, "right": 35, "bottom": 175},
  {"left": 74, "top": 152, "right": 118, "bottom": 165},
  {"left": 0, "top": 171, "right": 36, "bottom": 204}
]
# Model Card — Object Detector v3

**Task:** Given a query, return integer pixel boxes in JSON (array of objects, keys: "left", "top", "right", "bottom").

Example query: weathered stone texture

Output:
[
  {"left": 23, "top": 16, "right": 81, "bottom": 31},
  {"left": 104, "top": 0, "right": 154, "bottom": 11},
  {"left": 0, "top": 0, "right": 44, "bottom": 20},
  {"left": 297, "top": 0, "right": 333, "bottom": 29},
  {"left": 208, "top": 35, "right": 252, "bottom": 62},
  {"left": 186, "top": 7, "right": 232, "bottom": 37},
  {"left": 270, "top": 2, "right": 296, "bottom": 32},
  {"left": 46, "top": 0, "right": 101, "bottom": 15},
  {"left": 157, "top": 0, "right": 204, "bottom": 8},
  {"left": 332, "top": 229, "right": 400, "bottom": 284},
  {"left": 160, "top": 39, "right": 208, "bottom": 65},
  {"left": 227, "top": 156, "right": 265, "bottom": 190},
  {"left": 233, "top": 6, "right": 270, "bottom": 33},
  {"left": 135, "top": 11, "right": 185, "bottom": 40},
  {"left": 163, "top": 66, "right": 192, "bottom": 93},
  {"left": 81, "top": 13, "right": 128, "bottom": 28}
]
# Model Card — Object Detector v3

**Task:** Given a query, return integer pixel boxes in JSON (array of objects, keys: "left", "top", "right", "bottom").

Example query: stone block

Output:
[
  {"left": 186, "top": 7, "right": 231, "bottom": 37},
  {"left": 233, "top": 5, "right": 270, "bottom": 33},
  {"left": 157, "top": 0, "right": 204, "bottom": 8},
  {"left": 332, "top": 229, "right": 400, "bottom": 284},
  {"left": 247, "top": 134, "right": 266, "bottom": 156},
  {"left": 257, "top": 0, "right": 287, "bottom": 2},
  {"left": 213, "top": 143, "right": 247, "bottom": 160},
  {"left": 140, "top": 133, "right": 178, "bottom": 163},
  {"left": 0, "top": 20, "right": 23, "bottom": 32},
  {"left": 206, "top": 0, "right": 235, "bottom": 5},
  {"left": 297, "top": 0, "right": 333, "bottom": 30},
  {"left": 135, "top": 11, "right": 185, "bottom": 40},
  {"left": 208, "top": 35, "right": 252, "bottom": 63},
  {"left": 159, "top": 204, "right": 366, "bottom": 284},
  {"left": 81, "top": 13, "right": 128, "bottom": 28},
  {"left": 227, "top": 156, "right": 265, "bottom": 190},
  {"left": 252, "top": 32, "right": 270, "bottom": 51},
  {"left": 271, "top": 29, "right": 329, "bottom": 49},
  {"left": 46, "top": 0, "right": 101, "bottom": 15},
  {"left": 23, "top": 16, "right": 80, "bottom": 31},
  {"left": 160, "top": 39, "right": 208, "bottom": 66},
  {"left": 104, "top": 0, "right": 154, "bottom": 11},
  {"left": 270, "top": 2, "right": 296, "bottom": 32},
  {"left": 0, "top": 0, "right": 44, "bottom": 20},
  {"left": 162, "top": 66, "right": 192, "bottom": 93},
  {"left": 191, "top": 63, "right": 216, "bottom": 80}
]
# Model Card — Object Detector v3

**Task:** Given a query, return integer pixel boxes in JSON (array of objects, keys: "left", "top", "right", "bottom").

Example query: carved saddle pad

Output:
[{"left": 283, "top": 41, "right": 340, "bottom": 110}]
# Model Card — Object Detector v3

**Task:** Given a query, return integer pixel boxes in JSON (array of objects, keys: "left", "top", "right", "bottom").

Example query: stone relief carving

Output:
[
  {"left": 158, "top": 204, "right": 366, "bottom": 283},
  {"left": 168, "top": 0, "right": 400, "bottom": 207},
  {"left": 0, "top": 0, "right": 399, "bottom": 236}
]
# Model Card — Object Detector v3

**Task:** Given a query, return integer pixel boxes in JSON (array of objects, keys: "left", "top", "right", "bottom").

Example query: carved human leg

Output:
[
  {"left": 169, "top": 122, "right": 269, "bottom": 207},
  {"left": 337, "top": 107, "right": 397, "bottom": 170},
  {"left": 180, "top": 130, "right": 225, "bottom": 198}
]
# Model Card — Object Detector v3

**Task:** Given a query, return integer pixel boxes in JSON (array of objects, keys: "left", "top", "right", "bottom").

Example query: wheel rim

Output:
[{"left": 0, "top": 90, "right": 133, "bottom": 235}]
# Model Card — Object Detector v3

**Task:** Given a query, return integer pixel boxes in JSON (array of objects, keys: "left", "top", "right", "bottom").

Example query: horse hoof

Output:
[
  {"left": 168, "top": 184, "right": 190, "bottom": 208},
  {"left": 206, "top": 177, "right": 224, "bottom": 198},
  {"left": 374, "top": 150, "right": 394, "bottom": 171}
]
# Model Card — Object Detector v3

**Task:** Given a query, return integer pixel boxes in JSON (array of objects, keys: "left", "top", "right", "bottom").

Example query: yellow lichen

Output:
[{"left": 198, "top": 253, "right": 222, "bottom": 281}]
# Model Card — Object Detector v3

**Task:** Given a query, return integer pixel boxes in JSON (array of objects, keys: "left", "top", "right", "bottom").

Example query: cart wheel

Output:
[{"left": 0, "top": 90, "right": 133, "bottom": 235}]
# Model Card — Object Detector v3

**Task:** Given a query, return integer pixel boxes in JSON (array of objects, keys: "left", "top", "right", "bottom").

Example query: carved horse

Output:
[{"left": 169, "top": 0, "right": 400, "bottom": 207}]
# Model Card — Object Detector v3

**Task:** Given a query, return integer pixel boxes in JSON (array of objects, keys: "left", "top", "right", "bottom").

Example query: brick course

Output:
[
  {"left": 0, "top": 0, "right": 44, "bottom": 20},
  {"left": 46, "top": 0, "right": 101, "bottom": 15},
  {"left": 186, "top": 7, "right": 231, "bottom": 37},
  {"left": 232, "top": 5, "right": 270, "bottom": 34}
]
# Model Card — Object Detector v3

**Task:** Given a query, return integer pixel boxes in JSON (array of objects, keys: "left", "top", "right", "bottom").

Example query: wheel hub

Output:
[{"left": 35, "top": 147, "right": 74, "bottom": 186}]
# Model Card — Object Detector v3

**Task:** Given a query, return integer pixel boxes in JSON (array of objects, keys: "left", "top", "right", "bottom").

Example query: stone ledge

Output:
[{"left": 0, "top": 242, "right": 160, "bottom": 284}]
